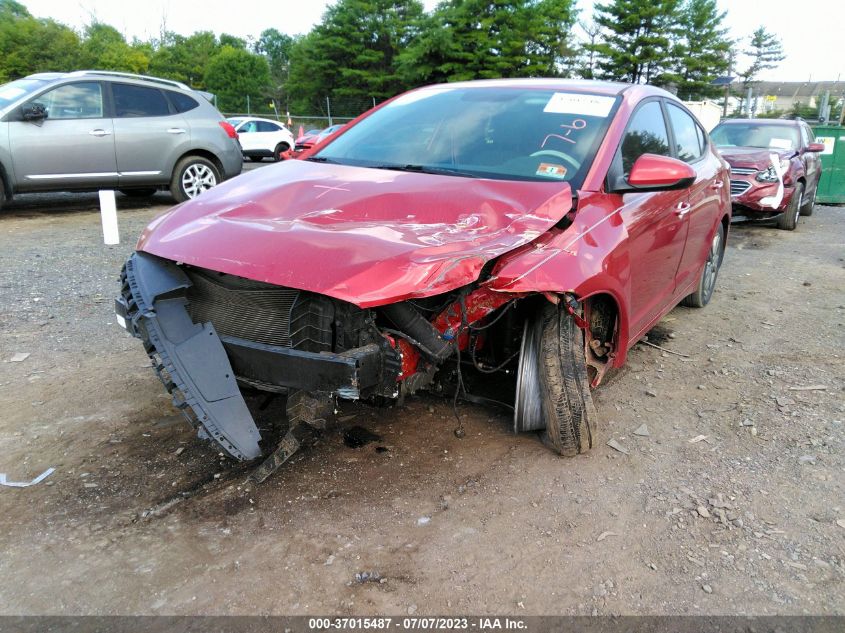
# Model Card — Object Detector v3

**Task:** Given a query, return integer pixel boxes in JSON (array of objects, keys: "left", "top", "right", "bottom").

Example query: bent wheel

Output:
[{"left": 529, "top": 304, "right": 597, "bottom": 456}]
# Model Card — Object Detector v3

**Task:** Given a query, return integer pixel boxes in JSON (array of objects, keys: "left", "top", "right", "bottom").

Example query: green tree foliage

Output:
[
  {"left": 0, "top": 1, "right": 81, "bottom": 81},
  {"left": 254, "top": 28, "right": 298, "bottom": 108},
  {"left": 398, "top": 0, "right": 578, "bottom": 85},
  {"left": 589, "top": 0, "right": 680, "bottom": 84},
  {"left": 665, "top": 0, "right": 732, "bottom": 99},
  {"left": 204, "top": 45, "right": 271, "bottom": 113},
  {"left": 287, "top": 0, "right": 424, "bottom": 113},
  {"left": 740, "top": 26, "right": 784, "bottom": 86},
  {"left": 148, "top": 31, "right": 221, "bottom": 89},
  {"left": 77, "top": 23, "right": 150, "bottom": 74}
]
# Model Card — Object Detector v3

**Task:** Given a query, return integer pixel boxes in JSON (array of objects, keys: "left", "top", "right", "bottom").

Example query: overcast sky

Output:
[{"left": 20, "top": 0, "right": 843, "bottom": 83}]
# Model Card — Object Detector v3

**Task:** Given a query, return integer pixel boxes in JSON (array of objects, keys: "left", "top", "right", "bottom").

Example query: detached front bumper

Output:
[{"left": 116, "top": 252, "right": 389, "bottom": 461}]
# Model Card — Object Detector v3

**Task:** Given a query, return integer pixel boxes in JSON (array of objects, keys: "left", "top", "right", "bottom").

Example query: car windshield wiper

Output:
[
  {"left": 371, "top": 163, "right": 477, "bottom": 178},
  {"left": 305, "top": 156, "right": 337, "bottom": 163}
]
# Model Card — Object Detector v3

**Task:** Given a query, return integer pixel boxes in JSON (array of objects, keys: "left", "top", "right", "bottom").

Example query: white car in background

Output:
[{"left": 227, "top": 116, "right": 295, "bottom": 162}]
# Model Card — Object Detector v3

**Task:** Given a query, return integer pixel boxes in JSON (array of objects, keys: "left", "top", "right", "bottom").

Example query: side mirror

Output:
[
  {"left": 805, "top": 142, "right": 825, "bottom": 153},
  {"left": 22, "top": 102, "right": 47, "bottom": 122},
  {"left": 621, "top": 154, "right": 696, "bottom": 192}
]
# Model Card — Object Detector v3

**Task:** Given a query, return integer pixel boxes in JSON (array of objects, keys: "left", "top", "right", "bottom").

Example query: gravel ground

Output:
[{"left": 0, "top": 185, "right": 843, "bottom": 616}]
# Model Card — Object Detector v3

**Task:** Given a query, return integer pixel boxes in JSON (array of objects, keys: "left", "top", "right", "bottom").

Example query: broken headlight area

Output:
[{"left": 117, "top": 251, "right": 529, "bottom": 480}]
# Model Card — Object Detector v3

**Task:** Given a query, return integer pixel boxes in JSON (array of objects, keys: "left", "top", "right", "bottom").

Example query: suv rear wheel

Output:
[
  {"left": 171, "top": 156, "right": 220, "bottom": 202},
  {"left": 274, "top": 143, "right": 290, "bottom": 162}
]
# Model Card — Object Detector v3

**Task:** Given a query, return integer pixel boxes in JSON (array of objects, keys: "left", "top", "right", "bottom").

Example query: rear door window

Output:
[
  {"left": 256, "top": 121, "right": 281, "bottom": 132},
  {"left": 619, "top": 101, "right": 671, "bottom": 174},
  {"left": 112, "top": 83, "right": 171, "bottom": 118},
  {"left": 666, "top": 103, "right": 704, "bottom": 163}
]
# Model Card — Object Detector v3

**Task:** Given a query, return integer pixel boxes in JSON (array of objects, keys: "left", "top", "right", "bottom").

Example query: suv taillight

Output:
[{"left": 219, "top": 121, "right": 238, "bottom": 140}]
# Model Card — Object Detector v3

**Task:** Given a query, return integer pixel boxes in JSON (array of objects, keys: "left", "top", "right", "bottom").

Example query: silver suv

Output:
[{"left": 0, "top": 71, "right": 243, "bottom": 208}]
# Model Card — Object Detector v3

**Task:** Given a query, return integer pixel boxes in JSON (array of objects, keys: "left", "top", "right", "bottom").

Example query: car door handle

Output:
[
  {"left": 167, "top": 128, "right": 186, "bottom": 135},
  {"left": 89, "top": 129, "right": 111, "bottom": 137},
  {"left": 674, "top": 202, "right": 692, "bottom": 218}
]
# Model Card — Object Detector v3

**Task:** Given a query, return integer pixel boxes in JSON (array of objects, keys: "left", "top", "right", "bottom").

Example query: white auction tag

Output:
[
  {"left": 99, "top": 190, "right": 120, "bottom": 245},
  {"left": 544, "top": 93, "right": 615, "bottom": 117}
]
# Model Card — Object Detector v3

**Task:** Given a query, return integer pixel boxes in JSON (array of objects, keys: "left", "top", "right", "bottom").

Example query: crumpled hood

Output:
[
  {"left": 719, "top": 147, "right": 795, "bottom": 170},
  {"left": 138, "top": 160, "right": 573, "bottom": 307}
]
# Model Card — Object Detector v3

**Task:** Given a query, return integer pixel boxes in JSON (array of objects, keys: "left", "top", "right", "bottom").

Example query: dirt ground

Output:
[{"left": 0, "top": 182, "right": 843, "bottom": 616}]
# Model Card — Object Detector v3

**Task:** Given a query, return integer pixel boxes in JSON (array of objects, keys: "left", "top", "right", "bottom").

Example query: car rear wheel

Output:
[
  {"left": 171, "top": 156, "right": 220, "bottom": 202},
  {"left": 515, "top": 303, "right": 596, "bottom": 456},
  {"left": 682, "top": 222, "right": 725, "bottom": 308},
  {"left": 119, "top": 188, "right": 157, "bottom": 198},
  {"left": 777, "top": 182, "right": 803, "bottom": 231},
  {"left": 799, "top": 184, "right": 815, "bottom": 216},
  {"left": 274, "top": 143, "right": 290, "bottom": 162}
]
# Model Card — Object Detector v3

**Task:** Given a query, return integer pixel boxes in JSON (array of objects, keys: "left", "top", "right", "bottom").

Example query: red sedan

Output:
[
  {"left": 710, "top": 118, "right": 824, "bottom": 230},
  {"left": 116, "top": 79, "right": 731, "bottom": 479}
]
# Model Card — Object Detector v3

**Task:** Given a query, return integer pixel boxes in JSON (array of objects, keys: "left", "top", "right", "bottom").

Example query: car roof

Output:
[
  {"left": 24, "top": 70, "right": 193, "bottom": 93},
  {"left": 235, "top": 117, "right": 287, "bottom": 125},
  {"left": 717, "top": 119, "right": 800, "bottom": 127},
  {"left": 419, "top": 78, "right": 639, "bottom": 96}
]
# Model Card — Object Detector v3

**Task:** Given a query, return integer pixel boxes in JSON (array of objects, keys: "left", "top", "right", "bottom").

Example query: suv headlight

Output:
[{"left": 756, "top": 166, "right": 779, "bottom": 182}]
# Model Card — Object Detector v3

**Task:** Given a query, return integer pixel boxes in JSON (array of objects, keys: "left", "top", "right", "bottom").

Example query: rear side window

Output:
[
  {"left": 113, "top": 83, "right": 170, "bottom": 118},
  {"left": 620, "top": 101, "right": 671, "bottom": 173},
  {"left": 256, "top": 121, "right": 281, "bottom": 132},
  {"left": 666, "top": 103, "right": 704, "bottom": 163},
  {"left": 168, "top": 91, "right": 199, "bottom": 113}
]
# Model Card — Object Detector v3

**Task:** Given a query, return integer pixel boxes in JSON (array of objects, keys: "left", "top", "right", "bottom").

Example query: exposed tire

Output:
[
  {"left": 537, "top": 303, "right": 596, "bottom": 456},
  {"left": 682, "top": 222, "right": 725, "bottom": 308},
  {"left": 799, "top": 183, "right": 815, "bottom": 216},
  {"left": 274, "top": 143, "right": 290, "bottom": 162},
  {"left": 170, "top": 156, "right": 220, "bottom": 203},
  {"left": 119, "top": 188, "right": 157, "bottom": 198},
  {"left": 776, "top": 182, "right": 803, "bottom": 231}
]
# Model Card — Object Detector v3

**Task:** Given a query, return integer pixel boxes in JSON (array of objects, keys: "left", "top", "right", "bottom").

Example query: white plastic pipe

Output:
[{"left": 99, "top": 190, "right": 119, "bottom": 245}]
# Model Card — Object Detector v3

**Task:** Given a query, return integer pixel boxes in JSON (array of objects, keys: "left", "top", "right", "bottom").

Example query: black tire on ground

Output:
[
  {"left": 681, "top": 222, "right": 726, "bottom": 308},
  {"left": 274, "top": 143, "right": 290, "bottom": 162},
  {"left": 537, "top": 303, "right": 596, "bottom": 456},
  {"left": 248, "top": 156, "right": 264, "bottom": 163},
  {"left": 777, "top": 182, "right": 803, "bottom": 231},
  {"left": 0, "top": 176, "right": 5, "bottom": 211},
  {"left": 170, "top": 156, "right": 221, "bottom": 203},
  {"left": 799, "top": 183, "right": 815, "bottom": 216},
  {"left": 119, "top": 188, "right": 157, "bottom": 198}
]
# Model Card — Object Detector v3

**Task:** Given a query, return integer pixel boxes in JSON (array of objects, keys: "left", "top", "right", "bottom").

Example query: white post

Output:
[{"left": 99, "top": 190, "right": 119, "bottom": 245}]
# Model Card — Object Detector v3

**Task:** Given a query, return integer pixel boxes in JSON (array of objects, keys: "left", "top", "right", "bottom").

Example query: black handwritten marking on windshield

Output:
[{"left": 541, "top": 119, "right": 587, "bottom": 148}]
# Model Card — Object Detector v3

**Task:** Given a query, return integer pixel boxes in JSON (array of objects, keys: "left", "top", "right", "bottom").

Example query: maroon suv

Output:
[{"left": 710, "top": 119, "right": 824, "bottom": 230}]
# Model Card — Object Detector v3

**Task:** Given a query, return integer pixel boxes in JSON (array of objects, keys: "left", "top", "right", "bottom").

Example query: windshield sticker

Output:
[
  {"left": 544, "top": 93, "right": 615, "bottom": 117},
  {"left": 541, "top": 118, "right": 587, "bottom": 148},
  {"left": 0, "top": 87, "right": 25, "bottom": 101},
  {"left": 768, "top": 137, "right": 792, "bottom": 149},
  {"left": 536, "top": 163, "right": 567, "bottom": 179}
]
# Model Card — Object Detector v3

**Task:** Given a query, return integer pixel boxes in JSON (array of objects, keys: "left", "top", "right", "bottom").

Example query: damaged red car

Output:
[
  {"left": 710, "top": 118, "right": 824, "bottom": 230},
  {"left": 116, "top": 79, "right": 731, "bottom": 480}
]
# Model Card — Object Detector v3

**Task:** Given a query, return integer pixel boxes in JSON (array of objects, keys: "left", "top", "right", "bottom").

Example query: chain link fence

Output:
[{"left": 222, "top": 95, "right": 383, "bottom": 134}]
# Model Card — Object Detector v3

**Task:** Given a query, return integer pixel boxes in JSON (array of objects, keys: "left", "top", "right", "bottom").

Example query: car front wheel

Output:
[
  {"left": 777, "top": 182, "right": 803, "bottom": 231},
  {"left": 171, "top": 156, "right": 220, "bottom": 202},
  {"left": 539, "top": 304, "right": 596, "bottom": 455}
]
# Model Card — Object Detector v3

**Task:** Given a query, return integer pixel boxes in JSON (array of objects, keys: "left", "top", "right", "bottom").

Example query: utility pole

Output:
[{"left": 326, "top": 96, "right": 332, "bottom": 126}]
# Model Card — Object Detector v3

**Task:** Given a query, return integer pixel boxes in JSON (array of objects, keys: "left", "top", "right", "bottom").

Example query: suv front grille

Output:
[{"left": 730, "top": 180, "right": 752, "bottom": 196}]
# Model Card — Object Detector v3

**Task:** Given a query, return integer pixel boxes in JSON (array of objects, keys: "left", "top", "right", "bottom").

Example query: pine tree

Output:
[
  {"left": 589, "top": 0, "right": 680, "bottom": 85},
  {"left": 666, "top": 0, "right": 733, "bottom": 99}
]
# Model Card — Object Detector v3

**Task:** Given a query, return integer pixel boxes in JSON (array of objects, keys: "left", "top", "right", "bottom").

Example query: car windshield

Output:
[
  {"left": 315, "top": 87, "right": 619, "bottom": 185},
  {"left": 710, "top": 123, "right": 800, "bottom": 150},
  {"left": 0, "top": 78, "right": 48, "bottom": 109}
]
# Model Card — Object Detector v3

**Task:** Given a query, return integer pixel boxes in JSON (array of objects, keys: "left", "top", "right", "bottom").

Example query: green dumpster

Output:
[{"left": 811, "top": 125, "right": 845, "bottom": 204}]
